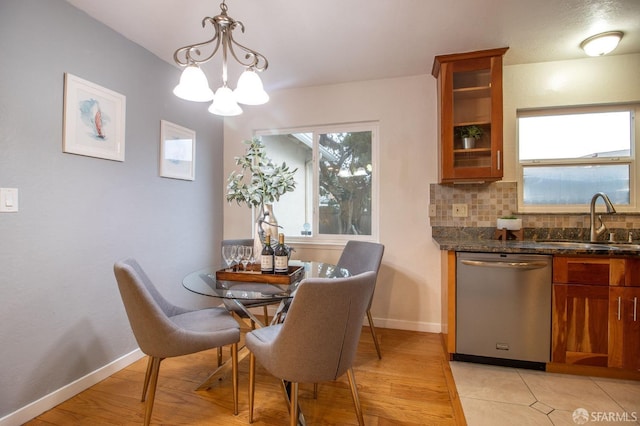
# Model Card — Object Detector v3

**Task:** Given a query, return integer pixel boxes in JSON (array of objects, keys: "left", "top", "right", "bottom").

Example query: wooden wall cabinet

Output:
[
  {"left": 552, "top": 256, "right": 640, "bottom": 371},
  {"left": 432, "top": 47, "right": 508, "bottom": 183}
]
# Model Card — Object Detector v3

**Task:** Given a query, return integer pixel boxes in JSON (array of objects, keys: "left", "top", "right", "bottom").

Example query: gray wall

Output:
[{"left": 0, "top": 0, "right": 224, "bottom": 418}]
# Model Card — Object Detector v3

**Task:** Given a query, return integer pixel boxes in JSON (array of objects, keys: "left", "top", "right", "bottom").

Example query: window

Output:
[
  {"left": 517, "top": 104, "right": 637, "bottom": 213},
  {"left": 256, "top": 122, "right": 378, "bottom": 243}
]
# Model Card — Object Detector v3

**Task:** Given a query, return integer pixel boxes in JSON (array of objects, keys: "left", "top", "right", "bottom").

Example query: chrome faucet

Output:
[{"left": 589, "top": 192, "right": 616, "bottom": 242}]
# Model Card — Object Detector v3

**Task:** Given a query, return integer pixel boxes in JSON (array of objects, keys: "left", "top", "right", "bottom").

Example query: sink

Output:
[
  {"left": 535, "top": 241, "right": 621, "bottom": 250},
  {"left": 535, "top": 241, "right": 640, "bottom": 251},
  {"left": 609, "top": 243, "right": 640, "bottom": 251}
]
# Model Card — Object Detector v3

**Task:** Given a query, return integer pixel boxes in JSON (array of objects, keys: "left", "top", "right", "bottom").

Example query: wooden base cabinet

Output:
[
  {"left": 552, "top": 283, "right": 609, "bottom": 366},
  {"left": 609, "top": 286, "right": 640, "bottom": 370},
  {"left": 552, "top": 256, "right": 640, "bottom": 372}
]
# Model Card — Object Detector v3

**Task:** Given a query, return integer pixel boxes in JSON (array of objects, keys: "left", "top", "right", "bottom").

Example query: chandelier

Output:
[{"left": 172, "top": 1, "right": 269, "bottom": 116}]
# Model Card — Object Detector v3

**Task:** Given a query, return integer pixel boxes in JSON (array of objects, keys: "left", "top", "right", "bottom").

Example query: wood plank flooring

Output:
[{"left": 25, "top": 327, "right": 466, "bottom": 425}]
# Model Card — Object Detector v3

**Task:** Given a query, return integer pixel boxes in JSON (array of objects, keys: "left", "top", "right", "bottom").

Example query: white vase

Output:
[
  {"left": 497, "top": 218, "right": 522, "bottom": 230},
  {"left": 254, "top": 204, "right": 279, "bottom": 256}
]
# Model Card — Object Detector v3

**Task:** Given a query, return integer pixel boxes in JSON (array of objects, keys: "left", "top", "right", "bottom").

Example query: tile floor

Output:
[{"left": 450, "top": 361, "right": 640, "bottom": 426}]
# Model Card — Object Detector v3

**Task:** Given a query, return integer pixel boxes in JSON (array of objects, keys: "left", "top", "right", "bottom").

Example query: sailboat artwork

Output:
[
  {"left": 94, "top": 106, "right": 104, "bottom": 139},
  {"left": 62, "top": 73, "right": 126, "bottom": 161},
  {"left": 80, "top": 98, "right": 109, "bottom": 140}
]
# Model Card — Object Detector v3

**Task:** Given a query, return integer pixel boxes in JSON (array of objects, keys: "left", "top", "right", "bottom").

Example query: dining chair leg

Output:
[
  {"left": 289, "top": 382, "right": 299, "bottom": 426},
  {"left": 367, "top": 309, "right": 382, "bottom": 359},
  {"left": 144, "top": 357, "right": 162, "bottom": 426},
  {"left": 347, "top": 367, "right": 365, "bottom": 426},
  {"left": 231, "top": 343, "right": 239, "bottom": 415},
  {"left": 217, "top": 347, "right": 223, "bottom": 367},
  {"left": 141, "top": 356, "right": 153, "bottom": 402},
  {"left": 263, "top": 305, "right": 269, "bottom": 324},
  {"left": 248, "top": 352, "right": 256, "bottom": 423}
]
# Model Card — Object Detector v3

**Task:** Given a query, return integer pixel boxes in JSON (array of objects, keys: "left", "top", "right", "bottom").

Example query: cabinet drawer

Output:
[
  {"left": 553, "top": 256, "right": 640, "bottom": 286},
  {"left": 553, "top": 257, "right": 612, "bottom": 285}
]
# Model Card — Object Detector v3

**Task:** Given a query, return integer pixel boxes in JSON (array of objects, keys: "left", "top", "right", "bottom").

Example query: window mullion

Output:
[{"left": 312, "top": 131, "right": 320, "bottom": 238}]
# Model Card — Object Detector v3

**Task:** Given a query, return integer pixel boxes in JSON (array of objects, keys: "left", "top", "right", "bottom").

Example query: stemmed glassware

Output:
[
  {"left": 234, "top": 245, "right": 245, "bottom": 271},
  {"left": 222, "top": 245, "right": 237, "bottom": 271},
  {"left": 242, "top": 246, "right": 253, "bottom": 271}
]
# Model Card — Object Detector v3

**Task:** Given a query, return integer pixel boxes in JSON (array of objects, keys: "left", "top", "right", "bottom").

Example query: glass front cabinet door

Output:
[{"left": 432, "top": 47, "right": 508, "bottom": 183}]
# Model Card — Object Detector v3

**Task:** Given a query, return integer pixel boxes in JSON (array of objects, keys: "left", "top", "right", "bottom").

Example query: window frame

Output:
[
  {"left": 255, "top": 121, "right": 380, "bottom": 245},
  {"left": 516, "top": 103, "right": 638, "bottom": 213}
]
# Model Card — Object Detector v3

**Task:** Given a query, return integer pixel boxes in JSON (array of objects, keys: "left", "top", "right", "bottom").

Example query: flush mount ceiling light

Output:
[
  {"left": 172, "top": 0, "right": 269, "bottom": 116},
  {"left": 580, "top": 31, "right": 623, "bottom": 57}
]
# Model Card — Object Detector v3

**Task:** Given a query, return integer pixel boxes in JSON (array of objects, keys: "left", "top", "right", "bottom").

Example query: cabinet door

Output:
[
  {"left": 434, "top": 48, "right": 507, "bottom": 183},
  {"left": 552, "top": 284, "right": 609, "bottom": 366},
  {"left": 609, "top": 287, "right": 640, "bottom": 370}
]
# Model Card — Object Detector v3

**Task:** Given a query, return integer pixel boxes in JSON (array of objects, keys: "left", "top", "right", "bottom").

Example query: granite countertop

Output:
[{"left": 432, "top": 237, "right": 640, "bottom": 256}]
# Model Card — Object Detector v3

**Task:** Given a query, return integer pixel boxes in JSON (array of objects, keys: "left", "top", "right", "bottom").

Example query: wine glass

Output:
[
  {"left": 234, "top": 245, "right": 245, "bottom": 271},
  {"left": 248, "top": 246, "right": 256, "bottom": 270},
  {"left": 242, "top": 246, "right": 253, "bottom": 271},
  {"left": 222, "top": 245, "right": 236, "bottom": 271}
]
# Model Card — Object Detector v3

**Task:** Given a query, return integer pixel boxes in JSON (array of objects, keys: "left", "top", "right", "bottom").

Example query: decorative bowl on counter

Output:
[{"left": 497, "top": 217, "right": 522, "bottom": 230}]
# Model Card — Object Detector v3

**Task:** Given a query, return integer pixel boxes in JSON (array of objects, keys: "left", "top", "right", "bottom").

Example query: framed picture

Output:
[
  {"left": 160, "top": 120, "right": 196, "bottom": 181},
  {"left": 63, "top": 73, "right": 126, "bottom": 161}
]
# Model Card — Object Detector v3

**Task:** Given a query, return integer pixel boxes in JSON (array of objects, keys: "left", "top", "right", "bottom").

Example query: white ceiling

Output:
[{"left": 66, "top": 0, "right": 640, "bottom": 92}]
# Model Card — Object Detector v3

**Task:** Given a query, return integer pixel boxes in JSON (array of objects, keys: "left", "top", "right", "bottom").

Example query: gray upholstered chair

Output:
[
  {"left": 113, "top": 258, "right": 240, "bottom": 425},
  {"left": 221, "top": 238, "right": 272, "bottom": 325},
  {"left": 246, "top": 271, "right": 377, "bottom": 426},
  {"left": 336, "top": 240, "right": 385, "bottom": 359}
]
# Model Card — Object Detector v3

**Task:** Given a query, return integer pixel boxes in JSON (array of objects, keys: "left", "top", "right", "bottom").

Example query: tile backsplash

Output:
[{"left": 429, "top": 181, "right": 640, "bottom": 241}]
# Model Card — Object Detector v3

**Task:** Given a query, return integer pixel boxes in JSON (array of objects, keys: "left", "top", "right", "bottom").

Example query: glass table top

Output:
[{"left": 182, "top": 260, "right": 350, "bottom": 301}]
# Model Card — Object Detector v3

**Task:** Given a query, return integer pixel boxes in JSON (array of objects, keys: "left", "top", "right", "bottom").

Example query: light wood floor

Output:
[{"left": 25, "top": 327, "right": 466, "bottom": 425}]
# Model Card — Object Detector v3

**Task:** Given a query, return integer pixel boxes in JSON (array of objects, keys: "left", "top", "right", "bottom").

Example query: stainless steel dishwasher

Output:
[{"left": 455, "top": 252, "right": 552, "bottom": 370}]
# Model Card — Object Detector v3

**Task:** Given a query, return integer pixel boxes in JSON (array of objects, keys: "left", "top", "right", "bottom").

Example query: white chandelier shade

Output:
[
  {"left": 173, "top": 65, "right": 215, "bottom": 102},
  {"left": 208, "top": 86, "right": 243, "bottom": 116},
  {"left": 234, "top": 69, "right": 269, "bottom": 105}
]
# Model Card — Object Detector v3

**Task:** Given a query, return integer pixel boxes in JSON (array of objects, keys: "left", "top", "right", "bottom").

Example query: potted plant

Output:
[
  {"left": 456, "top": 125, "right": 484, "bottom": 149},
  {"left": 226, "top": 138, "right": 297, "bottom": 254}
]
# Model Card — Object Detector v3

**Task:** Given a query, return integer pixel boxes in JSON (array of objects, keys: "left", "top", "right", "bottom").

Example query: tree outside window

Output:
[{"left": 259, "top": 123, "right": 378, "bottom": 242}]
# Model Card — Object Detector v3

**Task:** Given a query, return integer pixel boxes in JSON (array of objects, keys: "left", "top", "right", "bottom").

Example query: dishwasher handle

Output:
[{"left": 460, "top": 259, "right": 549, "bottom": 270}]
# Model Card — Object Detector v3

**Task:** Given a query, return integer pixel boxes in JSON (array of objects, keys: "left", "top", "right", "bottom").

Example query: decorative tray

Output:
[{"left": 216, "top": 265, "right": 304, "bottom": 285}]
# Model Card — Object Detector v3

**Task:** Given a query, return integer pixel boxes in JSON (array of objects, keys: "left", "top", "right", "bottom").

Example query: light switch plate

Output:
[{"left": 0, "top": 188, "right": 19, "bottom": 212}]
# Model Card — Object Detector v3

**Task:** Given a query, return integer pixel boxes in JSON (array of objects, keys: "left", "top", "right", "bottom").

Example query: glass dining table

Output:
[
  {"left": 181, "top": 260, "right": 350, "bottom": 393},
  {"left": 182, "top": 260, "right": 350, "bottom": 326}
]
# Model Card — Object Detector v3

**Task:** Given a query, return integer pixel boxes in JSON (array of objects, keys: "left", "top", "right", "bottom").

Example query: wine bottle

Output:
[
  {"left": 260, "top": 234, "right": 274, "bottom": 274},
  {"left": 274, "top": 233, "right": 289, "bottom": 275}
]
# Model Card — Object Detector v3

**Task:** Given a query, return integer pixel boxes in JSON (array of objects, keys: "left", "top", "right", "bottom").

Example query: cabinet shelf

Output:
[
  {"left": 453, "top": 86, "right": 491, "bottom": 99},
  {"left": 453, "top": 147, "right": 492, "bottom": 154},
  {"left": 454, "top": 120, "right": 491, "bottom": 127}
]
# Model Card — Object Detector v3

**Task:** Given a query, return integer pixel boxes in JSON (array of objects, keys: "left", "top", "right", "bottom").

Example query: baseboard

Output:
[
  {"left": 372, "top": 317, "right": 442, "bottom": 333},
  {"left": 0, "top": 349, "right": 144, "bottom": 426},
  {"left": 265, "top": 306, "right": 443, "bottom": 333}
]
